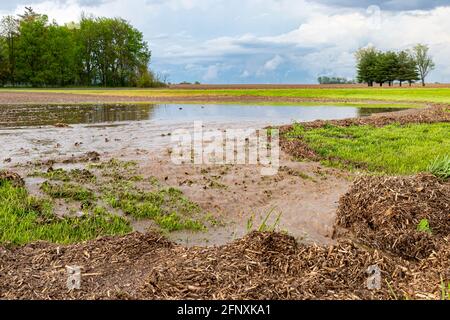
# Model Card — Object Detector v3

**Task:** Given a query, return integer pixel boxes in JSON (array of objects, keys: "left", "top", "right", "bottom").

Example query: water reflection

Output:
[
  {"left": 1, "top": 104, "right": 157, "bottom": 127},
  {"left": 0, "top": 103, "right": 406, "bottom": 128}
]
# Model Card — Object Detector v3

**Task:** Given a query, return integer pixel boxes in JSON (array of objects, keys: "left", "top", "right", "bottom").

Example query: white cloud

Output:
[{"left": 263, "top": 55, "right": 284, "bottom": 71}]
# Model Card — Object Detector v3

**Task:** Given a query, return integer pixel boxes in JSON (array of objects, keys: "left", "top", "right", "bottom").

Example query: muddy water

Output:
[
  {"left": 0, "top": 103, "right": 404, "bottom": 165},
  {"left": 0, "top": 103, "right": 404, "bottom": 246},
  {"left": 0, "top": 103, "right": 405, "bottom": 127}
]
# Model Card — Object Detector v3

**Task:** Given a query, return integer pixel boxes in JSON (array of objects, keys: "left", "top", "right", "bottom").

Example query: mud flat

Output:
[{"left": 3, "top": 145, "right": 351, "bottom": 246}]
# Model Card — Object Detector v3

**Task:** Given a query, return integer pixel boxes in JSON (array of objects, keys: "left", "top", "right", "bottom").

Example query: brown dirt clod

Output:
[{"left": 0, "top": 171, "right": 25, "bottom": 188}]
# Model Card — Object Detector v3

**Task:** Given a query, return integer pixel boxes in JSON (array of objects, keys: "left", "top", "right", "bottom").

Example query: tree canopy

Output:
[
  {"left": 0, "top": 7, "right": 163, "bottom": 87},
  {"left": 355, "top": 45, "right": 434, "bottom": 87}
]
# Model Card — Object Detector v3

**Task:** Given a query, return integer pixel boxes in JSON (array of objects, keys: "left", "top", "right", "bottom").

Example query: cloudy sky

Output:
[{"left": 1, "top": 0, "right": 450, "bottom": 84}]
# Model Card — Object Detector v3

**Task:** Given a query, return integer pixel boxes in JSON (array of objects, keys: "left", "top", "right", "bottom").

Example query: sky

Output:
[{"left": 1, "top": 0, "right": 450, "bottom": 84}]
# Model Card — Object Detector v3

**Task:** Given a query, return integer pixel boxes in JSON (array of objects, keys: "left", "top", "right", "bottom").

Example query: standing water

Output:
[{"left": 0, "top": 103, "right": 405, "bottom": 165}]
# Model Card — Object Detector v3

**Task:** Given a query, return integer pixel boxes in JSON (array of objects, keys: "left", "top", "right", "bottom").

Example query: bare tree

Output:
[{"left": 412, "top": 44, "right": 435, "bottom": 87}]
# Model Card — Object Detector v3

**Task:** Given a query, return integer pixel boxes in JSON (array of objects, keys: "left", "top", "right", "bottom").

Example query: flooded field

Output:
[
  {"left": 0, "top": 103, "right": 404, "bottom": 164},
  {"left": 1, "top": 101, "right": 448, "bottom": 301},
  {"left": 0, "top": 103, "right": 405, "bottom": 127},
  {"left": 0, "top": 103, "right": 407, "bottom": 246}
]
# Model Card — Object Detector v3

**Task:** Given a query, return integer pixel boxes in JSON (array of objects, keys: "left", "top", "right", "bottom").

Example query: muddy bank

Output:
[
  {"left": 138, "top": 153, "right": 350, "bottom": 245},
  {"left": 280, "top": 104, "right": 450, "bottom": 161}
]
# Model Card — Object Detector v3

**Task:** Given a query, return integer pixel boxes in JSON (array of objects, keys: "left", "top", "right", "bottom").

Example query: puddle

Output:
[
  {"left": 0, "top": 103, "right": 405, "bottom": 127},
  {"left": 0, "top": 103, "right": 405, "bottom": 166}
]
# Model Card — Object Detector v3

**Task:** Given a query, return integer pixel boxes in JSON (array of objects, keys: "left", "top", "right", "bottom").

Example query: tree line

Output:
[
  {"left": 0, "top": 7, "right": 165, "bottom": 87},
  {"left": 317, "top": 76, "right": 355, "bottom": 85},
  {"left": 355, "top": 44, "right": 435, "bottom": 87}
]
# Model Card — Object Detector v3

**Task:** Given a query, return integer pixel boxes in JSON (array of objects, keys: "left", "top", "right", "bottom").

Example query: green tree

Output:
[
  {"left": 75, "top": 15, "right": 98, "bottom": 86},
  {"left": 76, "top": 16, "right": 150, "bottom": 87},
  {"left": 355, "top": 47, "right": 378, "bottom": 87},
  {"left": 42, "top": 23, "right": 77, "bottom": 86},
  {"left": 0, "top": 38, "right": 9, "bottom": 85},
  {"left": 375, "top": 51, "right": 398, "bottom": 86},
  {"left": 373, "top": 52, "right": 387, "bottom": 86},
  {"left": 0, "top": 7, "right": 158, "bottom": 88},
  {"left": 15, "top": 9, "right": 49, "bottom": 86},
  {"left": 412, "top": 44, "right": 435, "bottom": 86},
  {"left": 396, "top": 50, "right": 419, "bottom": 86},
  {"left": 0, "top": 15, "right": 19, "bottom": 84}
]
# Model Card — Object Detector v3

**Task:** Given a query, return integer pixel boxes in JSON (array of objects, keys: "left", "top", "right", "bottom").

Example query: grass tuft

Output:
[{"left": 428, "top": 155, "right": 450, "bottom": 180}]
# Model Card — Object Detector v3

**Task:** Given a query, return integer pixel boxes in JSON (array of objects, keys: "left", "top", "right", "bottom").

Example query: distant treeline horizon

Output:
[
  {"left": 317, "top": 76, "right": 356, "bottom": 85},
  {"left": 0, "top": 7, "right": 166, "bottom": 88}
]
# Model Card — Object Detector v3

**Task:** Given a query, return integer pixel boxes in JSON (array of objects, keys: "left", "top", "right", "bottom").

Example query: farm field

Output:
[{"left": 1, "top": 86, "right": 450, "bottom": 105}]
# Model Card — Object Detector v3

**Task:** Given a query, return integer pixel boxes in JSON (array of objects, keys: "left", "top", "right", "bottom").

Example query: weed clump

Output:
[
  {"left": 94, "top": 159, "right": 207, "bottom": 232},
  {"left": 105, "top": 185, "right": 206, "bottom": 232}
]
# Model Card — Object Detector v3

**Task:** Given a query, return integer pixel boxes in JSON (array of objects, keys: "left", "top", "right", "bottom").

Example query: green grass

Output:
[
  {"left": 0, "top": 181, "right": 131, "bottom": 246},
  {"left": 40, "top": 181, "right": 96, "bottom": 202},
  {"left": 88, "top": 159, "right": 207, "bottom": 232},
  {"left": 286, "top": 122, "right": 450, "bottom": 175},
  {"left": 33, "top": 160, "right": 208, "bottom": 233},
  {"left": 427, "top": 155, "right": 450, "bottom": 180},
  {"left": 31, "top": 168, "right": 96, "bottom": 183},
  {"left": 103, "top": 184, "right": 206, "bottom": 232},
  {"left": 2, "top": 87, "right": 450, "bottom": 104},
  {"left": 1, "top": 158, "right": 208, "bottom": 245}
]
